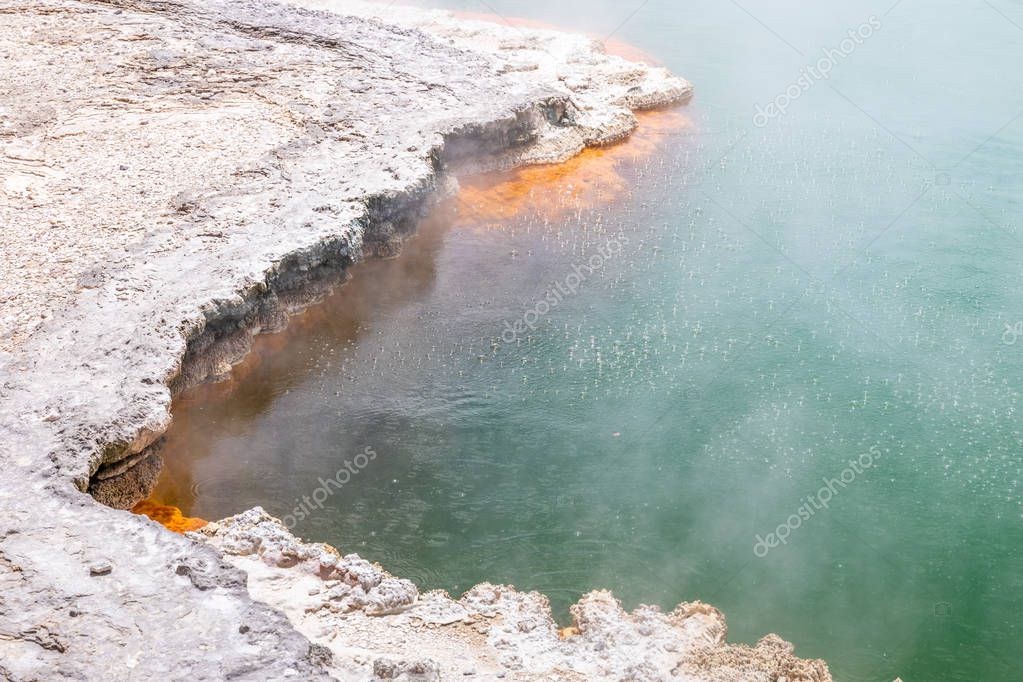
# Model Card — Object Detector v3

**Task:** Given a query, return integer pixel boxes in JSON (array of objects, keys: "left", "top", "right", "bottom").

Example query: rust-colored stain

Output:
[
  {"left": 445, "top": 10, "right": 690, "bottom": 227},
  {"left": 133, "top": 498, "right": 208, "bottom": 533},
  {"left": 452, "top": 109, "right": 690, "bottom": 228},
  {"left": 437, "top": 12, "right": 690, "bottom": 228}
]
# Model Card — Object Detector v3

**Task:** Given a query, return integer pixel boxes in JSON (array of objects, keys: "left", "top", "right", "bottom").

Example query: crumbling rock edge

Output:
[
  {"left": 199, "top": 507, "right": 833, "bottom": 681},
  {"left": 0, "top": 0, "right": 832, "bottom": 678}
]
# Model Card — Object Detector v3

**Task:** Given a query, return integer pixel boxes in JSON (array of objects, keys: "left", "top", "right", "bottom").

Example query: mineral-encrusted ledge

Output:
[
  {"left": 0, "top": 0, "right": 833, "bottom": 679},
  {"left": 199, "top": 507, "right": 833, "bottom": 681}
]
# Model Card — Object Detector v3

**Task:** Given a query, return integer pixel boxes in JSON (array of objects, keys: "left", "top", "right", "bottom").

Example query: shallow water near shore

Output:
[{"left": 153, "top": 1, "right": 1023, "bottom": 679}]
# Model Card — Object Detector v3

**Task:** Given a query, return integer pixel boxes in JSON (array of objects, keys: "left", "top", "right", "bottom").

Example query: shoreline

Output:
[
  {"left": 0, "top": 0, "right": 832, "bottom": 679},
  {"left": 140, "top": 105, "right": 693, "bottom": 525}
]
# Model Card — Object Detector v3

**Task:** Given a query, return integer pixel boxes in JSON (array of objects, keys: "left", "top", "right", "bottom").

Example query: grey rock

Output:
[{"left": 88, "top": 562, "right": 112, "bottom": 576}]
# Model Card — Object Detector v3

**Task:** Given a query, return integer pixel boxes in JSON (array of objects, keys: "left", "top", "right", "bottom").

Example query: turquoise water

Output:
[{"left": 157, "top": 1, "right": 1023, "bottom": 679}]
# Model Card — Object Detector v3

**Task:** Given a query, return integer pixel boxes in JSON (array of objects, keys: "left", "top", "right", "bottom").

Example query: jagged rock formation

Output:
[
  {"left": 0, "top": 0, "right": 831, "bottom": 679},
  {"left": 200, "top": 508, "right": 832, "bottom": 680}
]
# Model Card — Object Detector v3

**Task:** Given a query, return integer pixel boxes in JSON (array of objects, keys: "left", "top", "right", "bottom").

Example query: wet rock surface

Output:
[{"left": 0, "top": 0, "right": 828, "bottom": 678}]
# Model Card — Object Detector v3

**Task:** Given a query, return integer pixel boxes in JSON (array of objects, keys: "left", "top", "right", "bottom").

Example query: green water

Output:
[{"left": 158, "top": 1, "right": 1023, "bottom": 679}]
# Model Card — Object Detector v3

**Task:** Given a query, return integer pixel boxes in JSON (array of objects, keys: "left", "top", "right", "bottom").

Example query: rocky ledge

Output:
[
  {"left": 196, "top": 508, "right": 832, "bottom": 680},
  {"left": 0, "top": 0, "right": 831, "bottom": 679}
]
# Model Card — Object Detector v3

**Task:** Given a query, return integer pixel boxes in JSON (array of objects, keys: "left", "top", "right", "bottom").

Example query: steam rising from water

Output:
[
  {"left": 151, "top": 107, "right": 1023, "bottom": 682},
  {"left": 149, "top": 1, "right": 1023, "bottom": 680}
]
